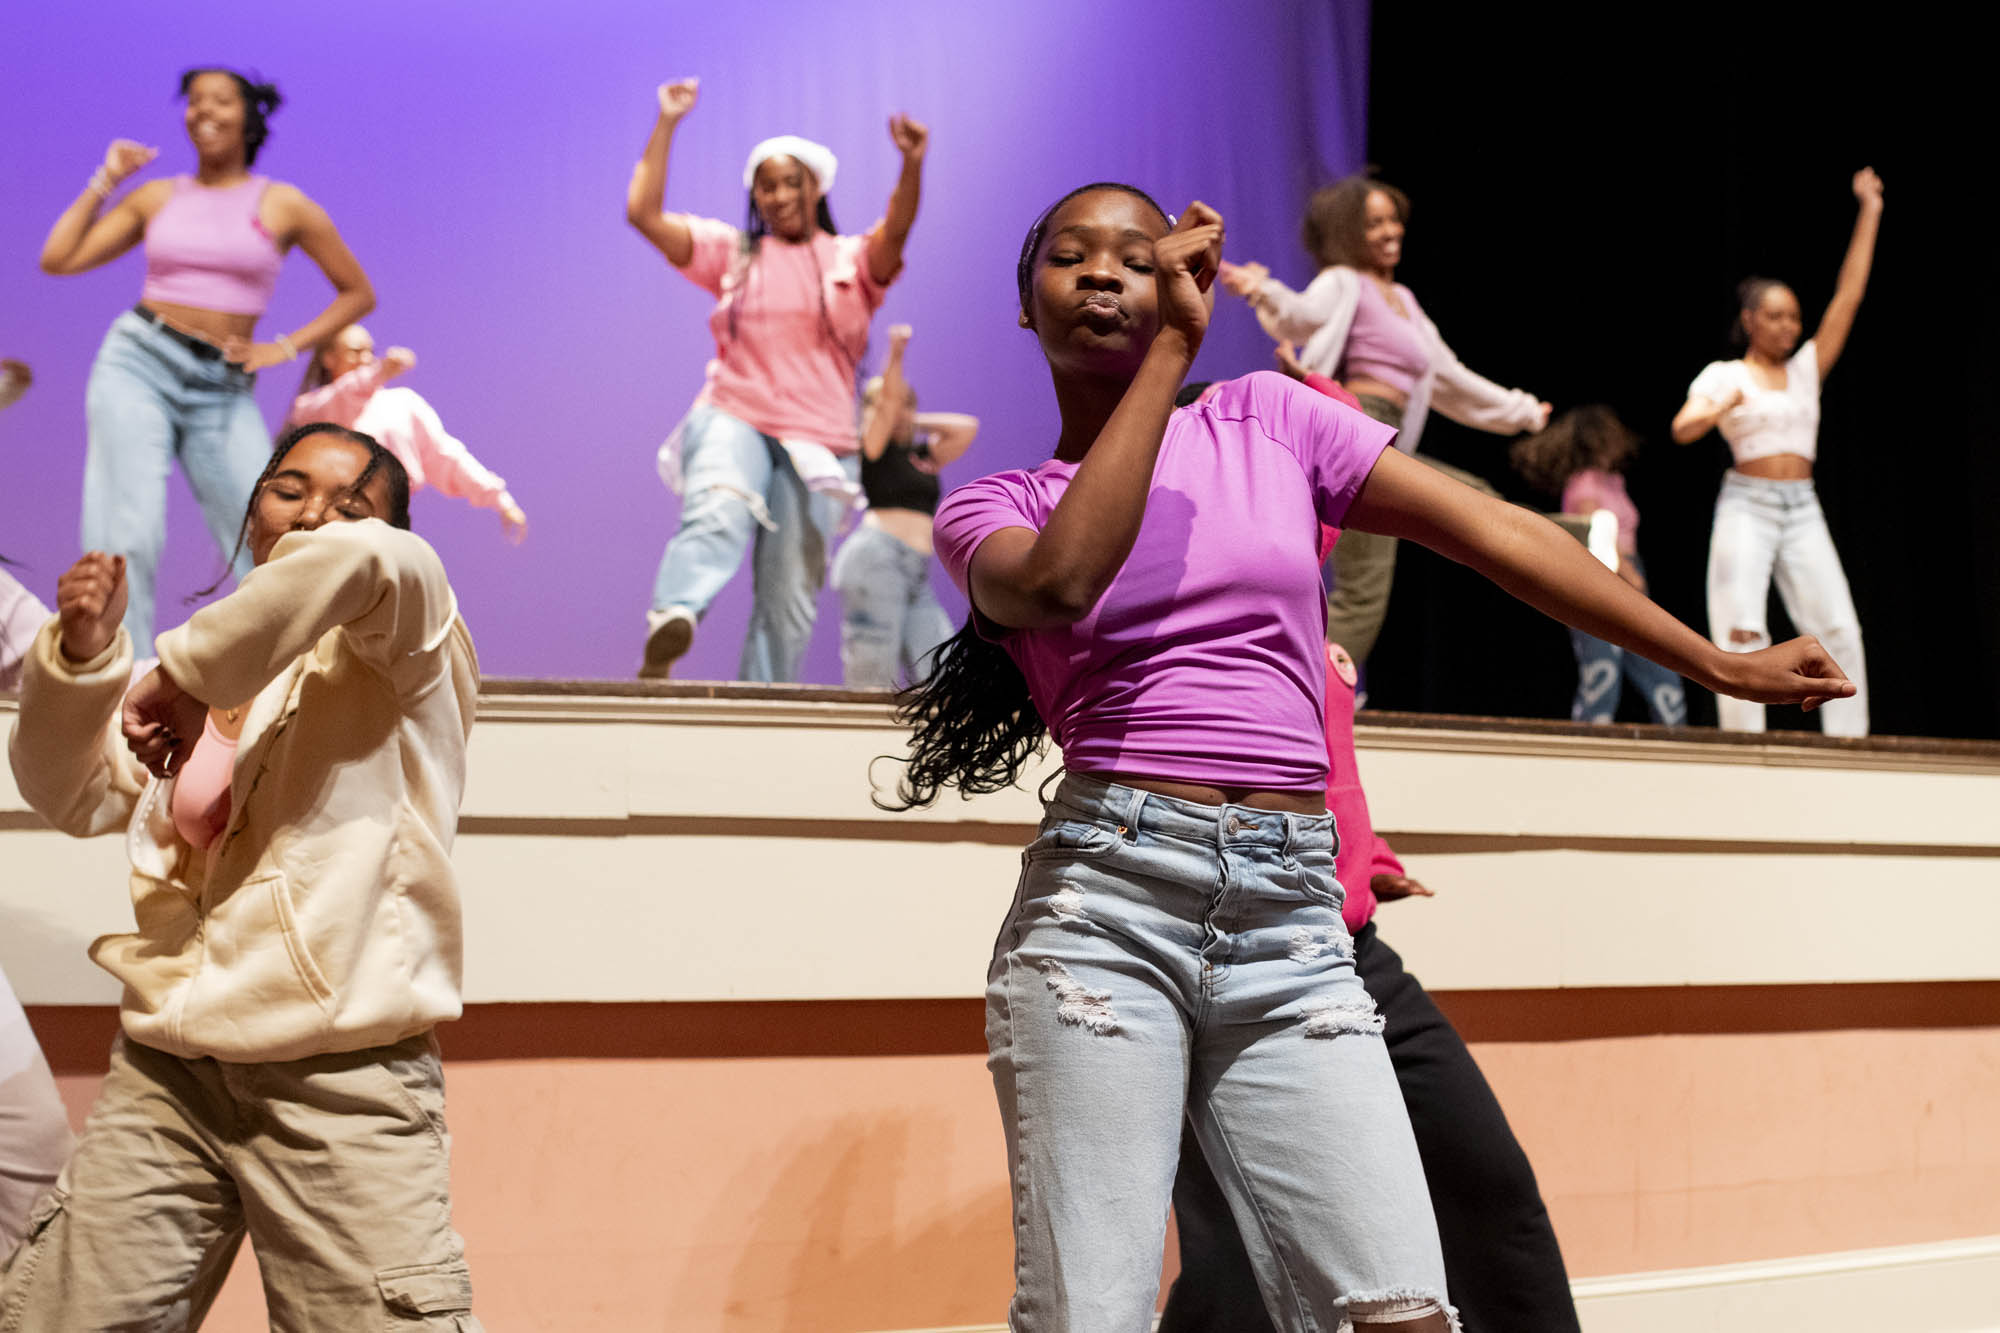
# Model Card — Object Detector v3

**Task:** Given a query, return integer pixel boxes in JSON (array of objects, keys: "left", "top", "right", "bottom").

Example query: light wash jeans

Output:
[
  {"left": 651, "top": 404, "right": 855, "bottom": 683},
  {"left": 830, "top": 522, "right": 953, "bottom": 688},
  {"left": 1570, "top": 557, "right": 1687, "bottom": 725},
  {"left": 1706, "top": 471, "right": 1867, "bottom": 736},
  {"left": 82, "top": 311, "right": 268, "bottom": 658},
  {"left": 988, "top": 774, "right": 1453, "bottom": 1332}
]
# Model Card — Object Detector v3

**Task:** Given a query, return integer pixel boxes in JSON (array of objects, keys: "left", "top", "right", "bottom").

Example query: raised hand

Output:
[
  {"left": 1852, "top": 166, "right": 1884, "bottom": 209},
  {"left": 102, "top": 139, "right": 158, "bottom": 184},
  {"left": 887, "top": 323, "right": 913, "bottom": 351},
  {"left": 55, "top": 552, "right": 128, "bottom": 663},
  {"left": 888, "top": 113, "right": 929, "bottom": 164},
  {"left": 0, "top": 359, "right": 30, "bottom": 410},
  {"left": 1154, "top": 201, "right": 1225, "bottom": 352},
  {"left": 657, "top": 77, "right": 699, "bottom": 122},
  {"left": 382, "top": 346, "right": 417, "bottom": 378},
  {"left": 1715, "top": 634, "right": 1855, "bottom": 711},
  {"left": 120, "top": 666, "right": 207, "bottom": 780},
  {"left": 1217, "top": 259, "right": 1268, "bottom": 300}
]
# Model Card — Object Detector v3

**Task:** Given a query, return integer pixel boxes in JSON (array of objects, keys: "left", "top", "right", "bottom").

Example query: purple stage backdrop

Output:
[{"left": 0, "top": 0, "right": 1368, "bottom": 682}]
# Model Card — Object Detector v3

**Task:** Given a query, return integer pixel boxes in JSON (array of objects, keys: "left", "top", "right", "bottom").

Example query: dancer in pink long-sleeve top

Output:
[{"left": 287, "top": 324, "right": 527, "bottom": 541}]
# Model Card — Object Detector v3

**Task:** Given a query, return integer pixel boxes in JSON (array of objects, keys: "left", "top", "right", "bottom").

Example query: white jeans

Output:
[{"left": 1706, "top": 471, "right": 1868, "bottom": 736}]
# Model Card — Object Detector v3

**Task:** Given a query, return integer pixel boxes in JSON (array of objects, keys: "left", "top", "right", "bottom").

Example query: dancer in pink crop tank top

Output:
[{"left": 39, "top": 67, "right": 376, "bottom": 659}]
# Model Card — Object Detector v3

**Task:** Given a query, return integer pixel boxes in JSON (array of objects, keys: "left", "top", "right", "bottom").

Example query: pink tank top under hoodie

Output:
[
  {"left": 169, "top": 715, "right": 239, "bottom": 851},
  {"left": 141, "top": 175, "right": 283, "bottom": 317},
  {"left": 1340, "top": 277, "right": 1431, "bottom": 394}
]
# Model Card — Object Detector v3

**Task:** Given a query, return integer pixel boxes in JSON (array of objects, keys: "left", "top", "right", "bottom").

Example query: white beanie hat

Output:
[{"left": 742, "top": 135, "right": 838, "bottom": 194}]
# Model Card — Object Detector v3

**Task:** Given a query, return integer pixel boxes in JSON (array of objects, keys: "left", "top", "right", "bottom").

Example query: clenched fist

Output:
[{"left": 56, "top": 551, "right": 127, "bottom": 663}]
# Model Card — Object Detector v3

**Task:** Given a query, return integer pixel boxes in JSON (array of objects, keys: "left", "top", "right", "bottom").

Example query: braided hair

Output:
[
  {"left": 725, "top": 174, "right": 856, "bottom": 386},
  {"left": 881, "top": 182, "right": 1169, "bottom": 812},
  {"left": 192, "top": 423, "right": 411, "bottom": 598},
  {"left": 178, "top": 68, "right": 282, "bottom": 167}
]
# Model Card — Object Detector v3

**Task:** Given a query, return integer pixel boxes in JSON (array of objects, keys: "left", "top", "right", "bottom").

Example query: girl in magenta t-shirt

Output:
[
  {"left": 625, "top": 77, "right": 928, "bottom": 683},
  {"left": 888, "top": 182, "right": 1852, "bottom": 1330}
]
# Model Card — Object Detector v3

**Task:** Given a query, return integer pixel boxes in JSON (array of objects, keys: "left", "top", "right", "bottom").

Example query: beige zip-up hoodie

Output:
[{"left": 8, "top": 519, "right": 478, "bottom": 1062}]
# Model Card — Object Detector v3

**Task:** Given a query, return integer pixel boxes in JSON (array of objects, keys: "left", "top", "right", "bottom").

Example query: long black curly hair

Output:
[{"left": 878, "top": 181, "right": 1168, "bottom": 812}]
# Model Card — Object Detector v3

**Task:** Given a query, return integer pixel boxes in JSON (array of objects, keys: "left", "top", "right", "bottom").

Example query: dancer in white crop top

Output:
[{"left": 1671, "top": 168, "right": 1884, "bottom": 736}]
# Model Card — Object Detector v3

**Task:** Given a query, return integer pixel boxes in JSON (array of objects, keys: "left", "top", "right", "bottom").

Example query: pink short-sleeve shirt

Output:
[
  {"left": 673, "top": 215, "right": 892, "bottom": 454},
  {"left": 934, "top": 372, "right": 1396, "bottom": 791}
]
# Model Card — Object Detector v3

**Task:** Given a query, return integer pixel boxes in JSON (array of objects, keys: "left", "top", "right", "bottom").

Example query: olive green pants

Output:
[{"left": 0, "top": 1031, "right": 481, "bottom": 1332}]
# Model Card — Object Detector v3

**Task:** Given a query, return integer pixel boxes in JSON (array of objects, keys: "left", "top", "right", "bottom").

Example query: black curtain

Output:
[{"left": 1359, "top": 16, "right": 1996, "bottom": 739}]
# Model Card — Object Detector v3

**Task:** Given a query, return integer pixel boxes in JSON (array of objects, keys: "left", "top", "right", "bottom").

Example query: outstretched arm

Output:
[
  {"left": 626, "top": 79, "right": 699, "bottom": 267},
  {"left": 969, "top": 204, "right": 1223, "bottom": 629},
  {"left": 1813, "top": 168, "right": 1884, "bottom": 377},
  {"left": 1345, "top": 448, "right": 1852, "bottom": 709},
  {"left": 868, "top": 114, "right": 928, "bottom": 287}
]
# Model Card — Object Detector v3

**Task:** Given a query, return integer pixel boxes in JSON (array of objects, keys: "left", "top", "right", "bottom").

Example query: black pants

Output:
[{"left": 1160, "top": 923, "right": 1581, "bottom": 1333}]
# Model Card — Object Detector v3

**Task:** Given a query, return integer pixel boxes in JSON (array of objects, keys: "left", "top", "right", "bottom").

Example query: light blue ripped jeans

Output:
[
  {"left": 829, "top": 522, "right": 953, "bottom": 688},
  {"left": 988, "top": 774, "right": 1454, "bottom": 1332},
  {"left": 82, "top": 311, "right": 268, "bottom": 658},
  {"left": 651, "top": 404, "right": 856, "bottom": 683}
]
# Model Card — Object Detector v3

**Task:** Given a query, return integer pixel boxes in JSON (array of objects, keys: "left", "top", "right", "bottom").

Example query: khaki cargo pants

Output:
[{"left": 0, "top": 1030, "right": 482, "bottom": 1331}]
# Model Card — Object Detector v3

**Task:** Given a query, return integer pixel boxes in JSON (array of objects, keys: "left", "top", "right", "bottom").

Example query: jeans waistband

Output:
[
  {"left": 128, "top": 305, "right": 228, "bottom": 362},
  {"left": 1047, "top": 773, "right": 1333, "bottom": 854},
  {"left": 1722, "top": 469, "right": 1817, "bottom": 497}
]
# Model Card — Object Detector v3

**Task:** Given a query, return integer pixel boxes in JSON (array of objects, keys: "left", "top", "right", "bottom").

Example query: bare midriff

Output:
[
  {"left": 1341, "top": 375, "right": 1409, "bottom": 411},
  {"left": 1098, "top": 771, "right": 1328, "bottom": 815},
  {"left": 1734, "top": 453, "right": 1814, "bottom": 480},
  {"left": 138, "top": 299, "right": 259, "bottom": 345},
  {"left": 863, "top": 506, "right": 934, "bottom": 555}
]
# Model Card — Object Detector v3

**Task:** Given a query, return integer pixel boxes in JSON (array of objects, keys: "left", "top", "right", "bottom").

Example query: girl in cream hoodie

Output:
[{"left": 3, "top": 422, "right": 485, "bottom": 1329}]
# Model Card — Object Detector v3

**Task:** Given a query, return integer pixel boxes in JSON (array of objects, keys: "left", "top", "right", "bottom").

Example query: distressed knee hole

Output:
[
  {"left": 1341, "top": 1289, "right": 1460, "bottom": 1331},
  {"left": 1040, "top": 960, "right": 1118, "bottom": 1034},
  {"left": 1726, "top": 627, "right": 1766, "bottom": 647},
  {"left": 1301, "top": 994, "right": 1384, "bottom": 1038},
  {"left": 1288, "top": 925, "right": 1352, "bottom": 964},
  {"left": 684, "top": 483, "right": 777, "bottom": 532}
]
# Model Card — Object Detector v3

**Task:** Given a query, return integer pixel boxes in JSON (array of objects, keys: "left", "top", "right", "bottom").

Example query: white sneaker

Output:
[{"left": 639, "top": 607, "right": 696, "bottom": 679}]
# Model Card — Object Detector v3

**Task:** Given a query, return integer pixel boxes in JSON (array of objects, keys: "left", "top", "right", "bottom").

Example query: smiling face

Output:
[
  {"left": 1361, "top": 189, "right": 1405, "bottom": 274},
  {"left": 182, "top": 71, "right": 247, "bottom": 164},
  {"left": 247, "top": 431, "right": 394, "bottom": 566},
  {"left": 1742, "top": 284, "right": 1803, "bottom": 361},
  {"left": 319, "top": 325, "right": 374, "bottom": 381},
  {"left": 752, "top": 155, "right": 820, "bottom": 241},
  {"left": 1026, "top": 188, "right": 1171, "bottom": 379}
]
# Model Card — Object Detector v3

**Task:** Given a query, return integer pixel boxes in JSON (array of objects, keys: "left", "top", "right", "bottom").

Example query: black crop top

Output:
[{"left": 860, "top": 436, "right": 941, "bottom": 515}]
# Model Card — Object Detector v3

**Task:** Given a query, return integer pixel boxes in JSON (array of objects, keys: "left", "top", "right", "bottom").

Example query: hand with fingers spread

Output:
[
  {"left": 1217, "top": 258, "right": 1268, "bottom": 300},
  {"left": 1714, "top": 634, "right": 1855, "bottom": 711},
  {"left": 1154, "top": 201, "right": 1224, "bottom": 353},
  {"left": 1371, "top": 873, "right": 1434, "bottom": 903},
  {"left": 889, "top": 113, "right": 929, "bottom": 164},
  {"left": 120, "top": 666, "right": 207, "bottom": 781},
  {"left": 657, "top": 77, "right": 699, "bottom": 123},
  {"left": 56, "top": 552, "right": 129, "bottom": 663}
]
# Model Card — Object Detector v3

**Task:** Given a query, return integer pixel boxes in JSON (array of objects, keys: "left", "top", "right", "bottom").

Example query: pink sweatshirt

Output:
[
  {"left": 1322, "top": 624, "right": 1404, "bottom": 935},
  {"left": 288, "top": 365, "right": 509, "bottom": 510}
]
